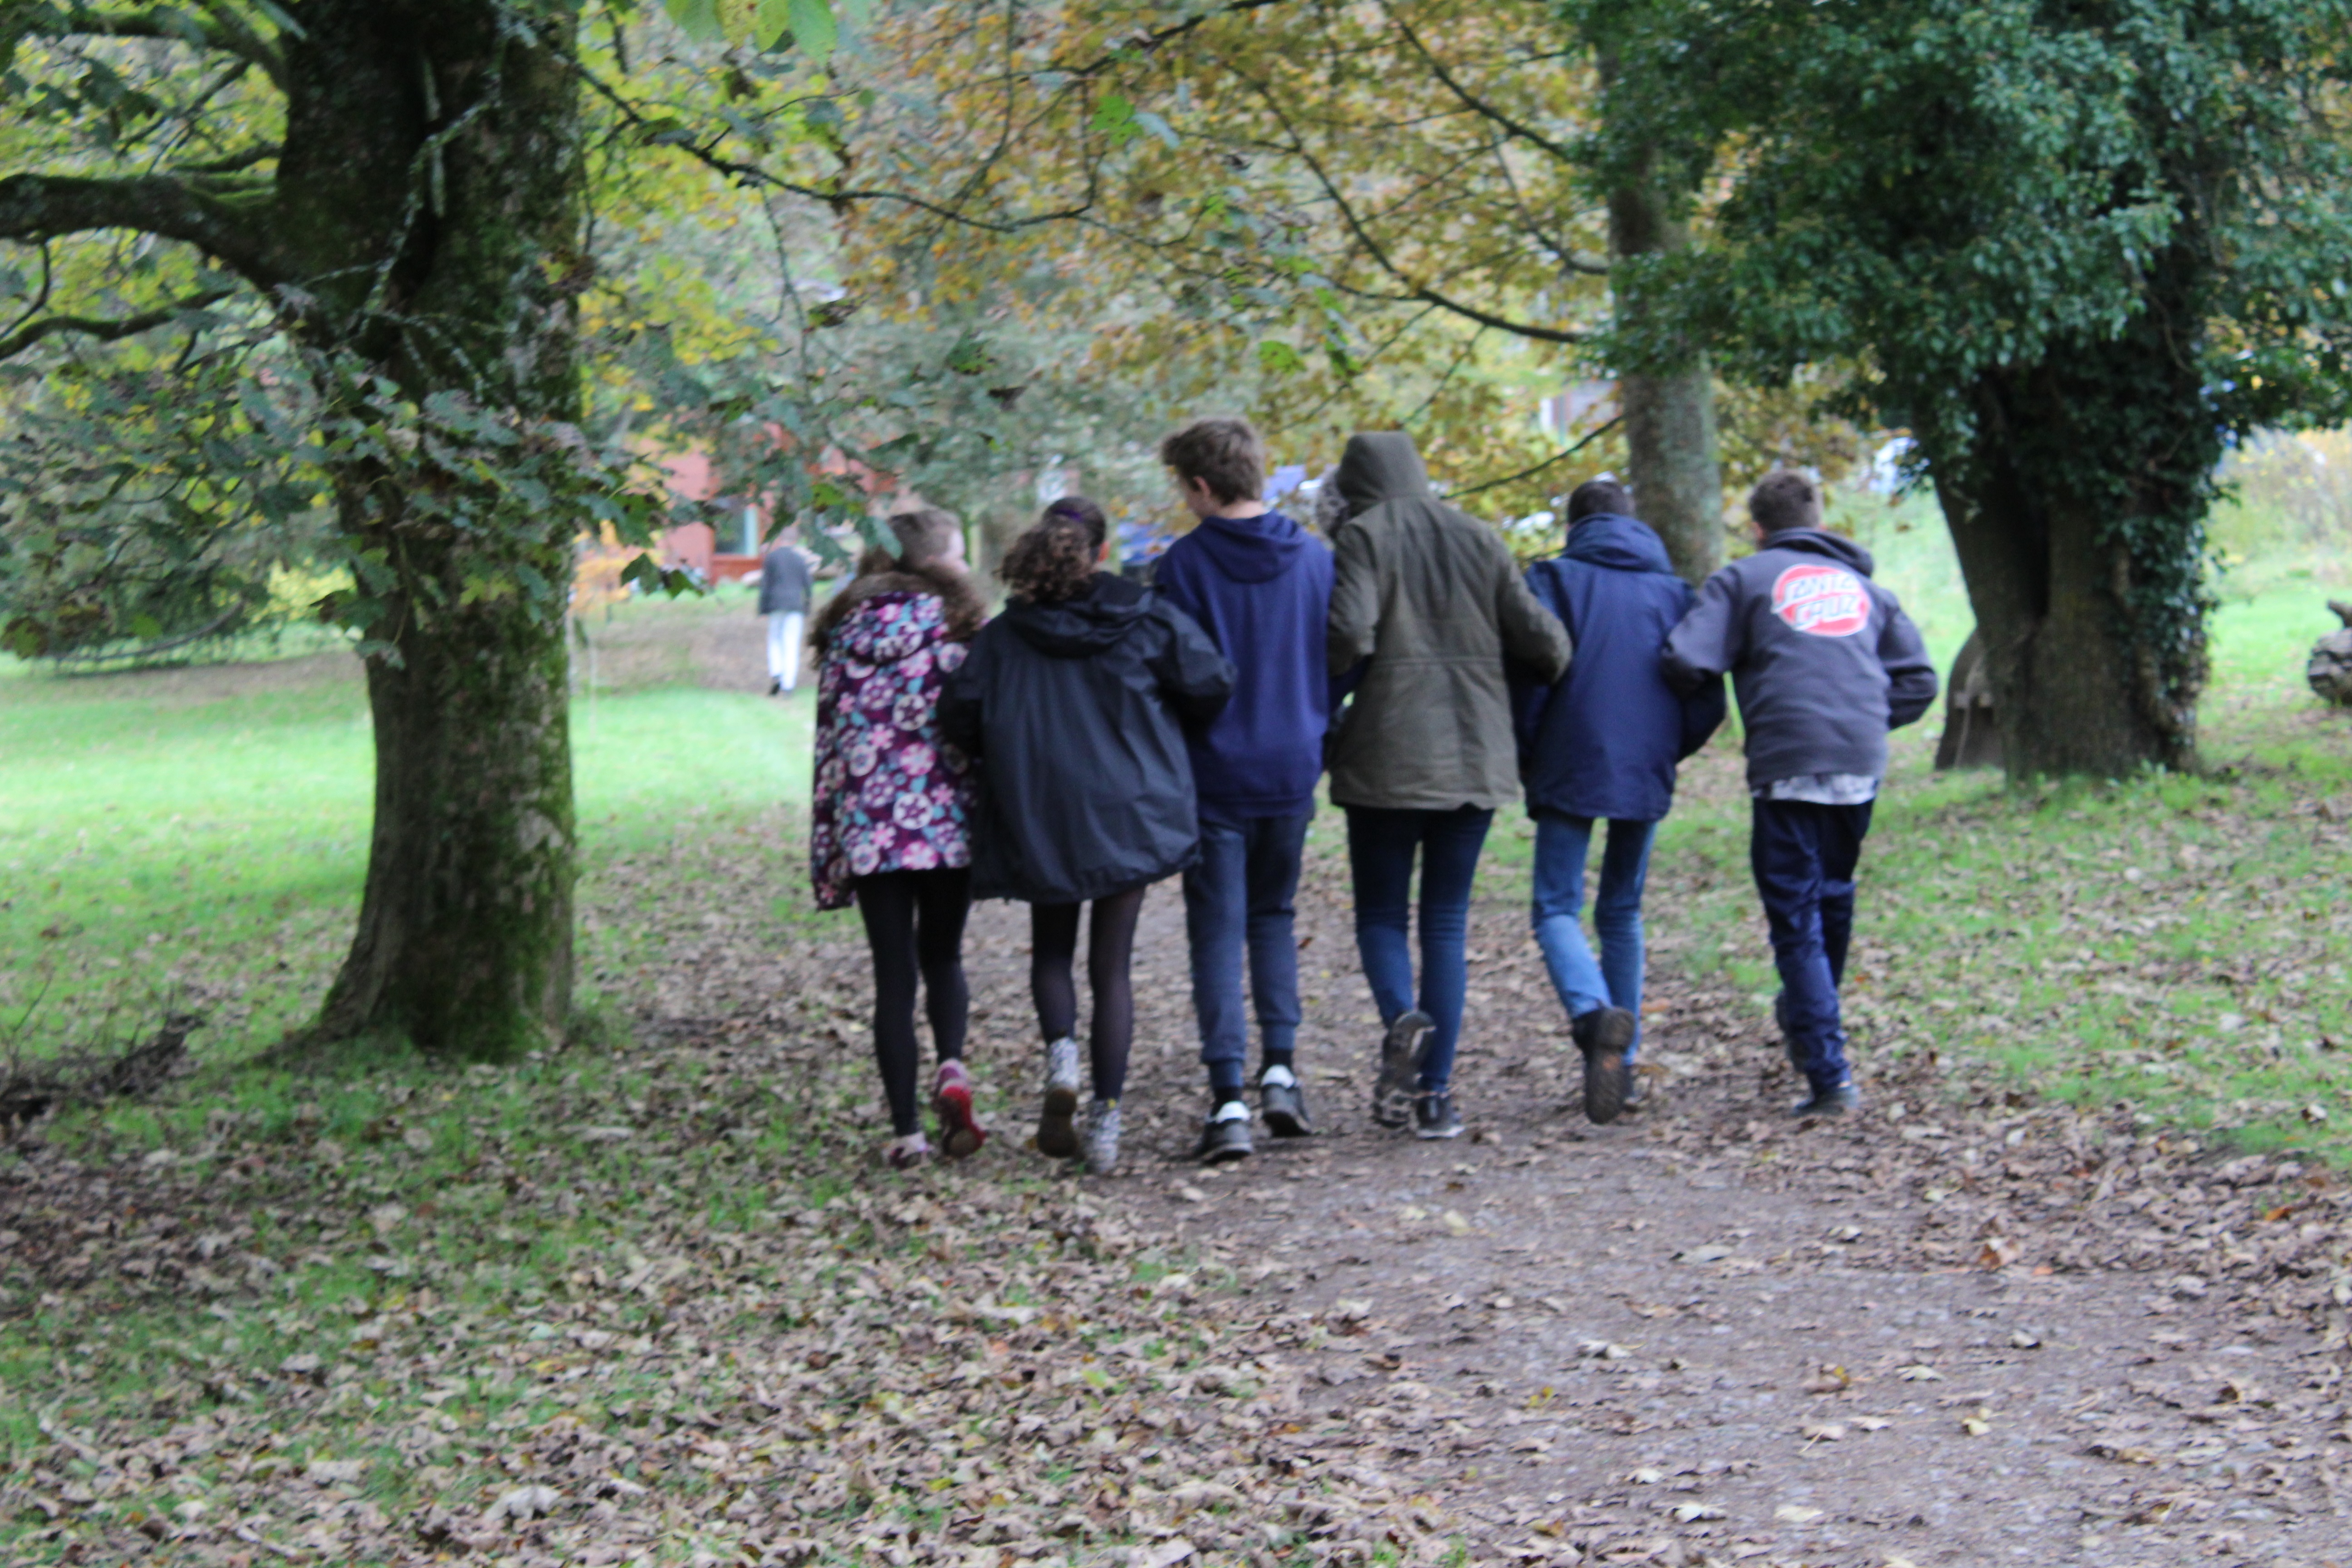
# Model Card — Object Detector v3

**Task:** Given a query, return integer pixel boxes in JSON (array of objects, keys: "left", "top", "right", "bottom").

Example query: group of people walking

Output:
[{"left": 804, "top": 418, "right": 1936, "bottom": 1173}]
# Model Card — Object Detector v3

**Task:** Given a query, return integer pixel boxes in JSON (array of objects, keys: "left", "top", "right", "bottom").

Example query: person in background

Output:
[
  {"left": 1152, "top": 417, "right": 1334, "bottom": 1165},
  {"left": 807, "top": 509, "right": 988, "bottom": 1169},
  {"left": 1325, "top": 431, "right": 1571, "bottom": 1140},
  {"left": 760, "top": 529, "right": 814, "bottom": 695},
  {"left": 940, "top": 499, "right": 1234, "bottom": 1174},
  {"left": 1514, "top": 479, "right": 1725, "bottom": 1125},
  {"left": 1663, "top": 470, "right": 1938, "bottom": 1117}
]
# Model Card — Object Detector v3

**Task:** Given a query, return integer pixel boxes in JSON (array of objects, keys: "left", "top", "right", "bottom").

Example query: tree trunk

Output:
[
  {"left": 1931, "top": 363, "right": 2204, "bottom": 779},
  {"left": 320, "top": 587, "right": 576, "bottom": 1055},
  {"left": 286, "top": 0, "right": 588, "bottom": 1056},
  {"left": 1606, "top": 168, "right": 1723, "bottom": 586}
]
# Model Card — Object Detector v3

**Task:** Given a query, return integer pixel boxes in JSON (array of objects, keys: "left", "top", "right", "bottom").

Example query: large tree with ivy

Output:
[{"left": 1599, "top": 0, "right": 2352, "bottom": 775}]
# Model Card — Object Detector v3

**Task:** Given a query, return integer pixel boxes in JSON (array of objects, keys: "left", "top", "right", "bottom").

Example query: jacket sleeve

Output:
[
  {"left": 1510, "top": 566, "right": 1565, "bottom": 766},
  {"left": 1676, "top": 676, "right": 1729, "bottom": 761},
  {"left": 1877, "top": 598, "right": 1940, "bottom": 730},
  {"left": 1661, "top": 567, "right": 1743, "bottom": 695},
  {"left": 1496, "top": 551, "right": 1571, "bottom": 683},
  {"left": 936, "top": 640, "right": 986, "bottom": 756},
  {"left": 1151, "top": 603, "right": 1237, "bottom": 730},
  {"left": 1326, "top": 519, "right": 1380, "bottom": 675}
]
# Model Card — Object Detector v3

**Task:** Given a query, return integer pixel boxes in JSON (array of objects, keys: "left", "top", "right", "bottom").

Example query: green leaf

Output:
[
  {"left": 753, "top": 0, "right": 792, "bottom": 51},
  {"left": 662, "top": 0, "right": 723, "bottom": 43},
  {"left": 1093, "top": 92, "right": 1140, "bottom": 148},
  {"left": 1256, "top": 341, "right": 1305, "bottom": 375},
  {"left": 789, "top": 0, "right": 837, "bottom": 67}
]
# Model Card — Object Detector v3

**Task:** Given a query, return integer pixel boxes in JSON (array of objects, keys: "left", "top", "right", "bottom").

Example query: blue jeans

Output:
[
  {"left": 1530, "top": 813, "right": 1656, "bottom": 1061},
  {"left": 1182, "top": 813, "right": 1312, "bottom": 1095},
  {"left": 1750, "top": 798, "right": 1872, "bottom": 1092},
  {"left": 1344, "top": 804, "right": 1493, "bottom": 1092}
]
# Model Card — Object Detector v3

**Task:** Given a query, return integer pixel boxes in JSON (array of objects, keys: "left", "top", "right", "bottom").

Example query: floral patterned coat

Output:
[{"left": 809, "top": 591, "right": 977, "bottom": 909}]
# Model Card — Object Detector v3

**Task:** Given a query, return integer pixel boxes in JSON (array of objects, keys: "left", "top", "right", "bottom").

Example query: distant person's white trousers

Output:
[{"left": 766, "top": 612, "right": 805, "bottom": 690}]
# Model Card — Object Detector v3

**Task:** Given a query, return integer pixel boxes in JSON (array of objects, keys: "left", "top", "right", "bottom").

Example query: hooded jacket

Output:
[
  {"left": 1324, "top": 432, "right": 1571, "bottom": 811},
  {"left": 1662, "top": 528, "right": 1939, "bottom": 789},
  {"left": 938, "top": 573, "right": 1235, "bottom": 904},
  {"left": 1514, "top": 513, "right": 1728, "bottom": 823},
  {"left": 1150, "top": 509, "right": 1333, "bottom": 823},
  {"left": 807, "top": 592, "right": 975, "bottom": 910}
]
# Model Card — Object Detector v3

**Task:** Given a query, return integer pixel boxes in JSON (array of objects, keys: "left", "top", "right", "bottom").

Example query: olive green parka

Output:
[{"left": 1324, "top": 432, "right": 1572, "bottom": 810}]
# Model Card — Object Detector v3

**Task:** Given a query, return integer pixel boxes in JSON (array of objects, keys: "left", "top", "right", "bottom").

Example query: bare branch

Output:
[
  {"left": 0, "top": 173, "right": 282, "bottom": 287},
  {"left": 1379, "top": 5, "right": 1582, "bottom": 170},
  {"left": 0, "top": 288, "right": 235, "bottom": 359},
  {"left": 38, "top": 4, "right": 287, "bottom": 90}
]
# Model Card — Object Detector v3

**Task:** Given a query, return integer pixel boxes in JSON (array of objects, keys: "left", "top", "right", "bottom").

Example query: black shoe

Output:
[
  {"left": 1195, "top": 1102, "right": 1254, "bottom": 1164},
  {"left": 1413, "top": 1092, "right": 1464, "bottom": 1140},
  {"left": 1259, "top": 1066, "right": 1315, "bottom": 1137},
  {"left": 768, "top": 676, "right": 783, "bottom": 696},
  {"left": 1374, "top": 1011, "right": 1431, "bottom": 1129},
  {"left": 1791, "top": 1081, "right": 1861, "bottom": 1119},
  {"left": 1622, "top": 1066, "right": 1651, "bottom": 1111},
  {"left": 1571, "top": 1006, "right": 1635, "bottom": 1126}
]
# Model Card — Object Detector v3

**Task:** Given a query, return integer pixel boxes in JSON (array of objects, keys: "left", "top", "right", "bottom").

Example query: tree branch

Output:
[
  {"left": 43, "top": 4, "right": 286, "bottom": 90},
  {"left": 0, "top": 173, "right": 281, "bottom": 287},
  {"left": 0, "top": 288, "right": 235, "bottom": 360}
]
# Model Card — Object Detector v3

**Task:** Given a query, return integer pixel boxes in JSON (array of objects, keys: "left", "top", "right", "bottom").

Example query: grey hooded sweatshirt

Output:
[
  {"left": 1325, "top": 432, "right": 1571, "bottom": 811},
  {"left": 1661, "top": 527, "right": 1938, "bottom": 790}
]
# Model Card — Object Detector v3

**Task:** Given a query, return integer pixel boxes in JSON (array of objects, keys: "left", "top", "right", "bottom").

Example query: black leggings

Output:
[
  {"left": 854, "top": 869, "right": 973, "bottom": 1137},
  {"left": 1030, "top": 885, "right": 1148, "bottom": 1102}
]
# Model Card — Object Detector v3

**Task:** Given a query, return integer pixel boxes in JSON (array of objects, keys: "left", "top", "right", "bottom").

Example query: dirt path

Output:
[{"left": 935, "top": 838, "right": 2351, "bottom": 1567}]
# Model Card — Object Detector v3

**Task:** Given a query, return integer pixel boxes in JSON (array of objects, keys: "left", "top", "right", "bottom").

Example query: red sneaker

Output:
[{"left": 933, "top": 1060, "right": 987, "bottom": 1159}]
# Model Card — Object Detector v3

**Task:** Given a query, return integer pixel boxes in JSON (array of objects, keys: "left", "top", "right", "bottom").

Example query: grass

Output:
[
  {"left": 0, "top": 555, "right": 2347, "bottom": 1563},
  {"left": 0, "top": 598, "right": 818, "bottom": 1067}
]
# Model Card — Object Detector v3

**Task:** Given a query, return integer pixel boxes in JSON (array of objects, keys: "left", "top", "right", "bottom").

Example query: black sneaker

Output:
[
  {"left": 1792, "top": 1081, "right": 1861, "bottom": 1119},
  {"left": 768, "top": 676, "right": 783, "bottom": 696},
  {"left": 1571, "top": 1006, "right": 1635, "bottom": 1126},
  {"left": 1413, "top": 1092, "right": 1463, "bottom": 1140},
  {"left": 1195, "top": 1101, "right": 1254, "bottom": 1164},
  {"left": 1259, "top": 1065, "right": 1315, "bottom": 1137},
  {"left": 1374, "top": 1011, "right": 1432, "bottom": 1129}
]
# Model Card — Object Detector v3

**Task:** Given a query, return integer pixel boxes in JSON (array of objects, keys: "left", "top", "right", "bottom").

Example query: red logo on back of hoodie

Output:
[{"left": 1770, "top": 564, "right": 1869, "bottom": 637}]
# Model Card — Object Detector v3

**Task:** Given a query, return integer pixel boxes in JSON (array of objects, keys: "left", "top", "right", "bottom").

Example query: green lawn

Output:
[{"left": 0, "top": 611, "right": 814, "bottom": 1067}]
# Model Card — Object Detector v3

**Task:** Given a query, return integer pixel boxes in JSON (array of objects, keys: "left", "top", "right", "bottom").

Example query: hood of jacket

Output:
[
  {"left": 1763, "top": 527, "right": 1877, "bottom": 577},
  {"left": 830, "top": 589, "right": 951, "bottom": 664},
  {"left": 1181, "top": 510, "right": 1310, "bottom": 584},
  {"left": 1334, "top": 431, "right": 1433, "bottom": 517},
  {"left": 1005, "top": 571, "right": 1151, "bottom": 657},
  {"left": 1563, "top": 513, "right": 1675, "bottom": 575}
]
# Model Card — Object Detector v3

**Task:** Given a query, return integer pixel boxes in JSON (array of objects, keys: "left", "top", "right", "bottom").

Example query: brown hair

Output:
[
  {"left": 810, "top": 506, "right": 985, "bottom": 647},
  {"left": 1159, "top": 418, "right": 1265, "bottom": 508},
  {"left": 1002, "top": 496, "right": 1107, "bottom": 604},
  {"left": 1566, "top": 478, "right": 1632, "bottom": 523},
  {"left": 1749, "top": 470, "right": 1822, "bottom": 534}
]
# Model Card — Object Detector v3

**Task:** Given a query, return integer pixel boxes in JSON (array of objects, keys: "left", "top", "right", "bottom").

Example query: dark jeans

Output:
[
  {"left": 1182, "top": 812, "right": 1311, "bottom": 1095},
  {"left": 1750, "top": 798, "right": 1873, "bottom": 1092},
  {"left": 1530, "top": 813, "right": 1656, "bottom": 1060},
  {"left": 853, "top": 868, "right": 973, "bottom": 1137},
  {"left": 1344, "top": 804, "right": 1494, "bottom": 1092}
]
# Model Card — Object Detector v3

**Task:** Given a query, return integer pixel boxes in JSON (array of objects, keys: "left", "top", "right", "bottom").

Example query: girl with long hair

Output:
[{"left": 809, "top": 508, "right": 991, "bottom": 1169}]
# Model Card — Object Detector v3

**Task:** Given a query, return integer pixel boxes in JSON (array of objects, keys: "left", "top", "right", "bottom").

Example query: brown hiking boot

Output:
[{"left": 1571, "top": 1006, "right": 1636, "bottom": 1125}]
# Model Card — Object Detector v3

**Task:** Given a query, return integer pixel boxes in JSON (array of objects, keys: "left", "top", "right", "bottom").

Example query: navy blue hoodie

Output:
[
  {"left": 1513, "top": 514, "right": 1728, "bottom": 823},
  {"left": 1662, "top": 527, "right": 1938, "bottom": 789},
  {"left": 1152, "top": 510, "right": 1334, "bottom": 823}
]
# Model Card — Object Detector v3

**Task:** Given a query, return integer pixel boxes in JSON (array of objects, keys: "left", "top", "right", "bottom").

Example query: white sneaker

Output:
[
  {"left": 1038, "top": 1037, "right": 1082, "bottom": 1158},
  {"left": 1083, "top": 1099, "right": 1122, "bottom": 1175}
]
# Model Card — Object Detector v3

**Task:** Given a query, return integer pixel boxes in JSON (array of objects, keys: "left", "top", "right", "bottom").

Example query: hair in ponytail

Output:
[{"left": 1001, "top": 495, "right": 1108, "bottom": 604}]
